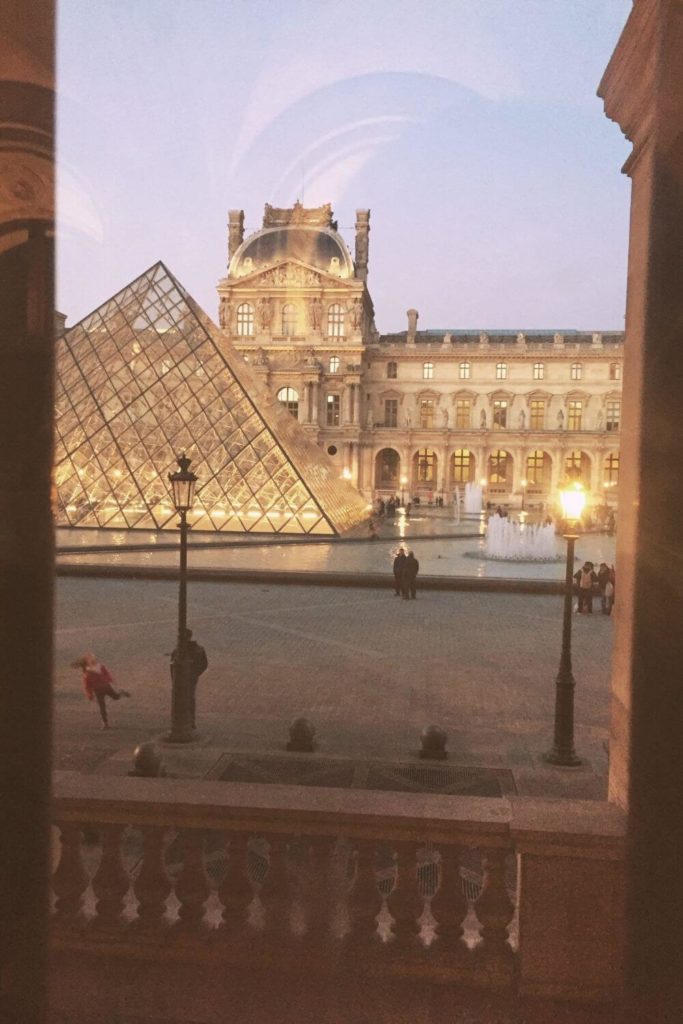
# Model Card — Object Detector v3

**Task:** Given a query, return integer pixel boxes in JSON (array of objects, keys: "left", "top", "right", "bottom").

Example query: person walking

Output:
[
  {"left": 170, "top": 628, "right": 208, "bottom": 730},
  {"left": 72, "top": 653, "right": 130, "bottom": 729},
  {"left": 574, "top": 561, "right": 598, "bottom": 614},
  {"left": 597, "top": 562, "right": 612, "bottom": 615},
  {"left": 402, "top": 550, "right": 420, "bottom": 600},
  {"left": 392, "top": 547, "right": 407, "bottom": 596}
]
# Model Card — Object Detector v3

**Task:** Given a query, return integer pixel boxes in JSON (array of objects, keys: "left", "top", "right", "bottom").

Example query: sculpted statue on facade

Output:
[
  {"left": 480, "top": 409, "right": 487, "bottom": 429},
  {"left": 517, "top": 332, "right": 526, "bottom": 345},
  {"left": 350, "top": 297, "right": 362, "bottom": 331},
  {"left": 554, "top": 332, "right": 564, "bottom": 346},
  {"left": 405, "top": 409, "right": 412, "bottom": 429},
  {"left": 597, "top": 408, "right": 604, "bottom": 430},
  {"left": 557, "top": 409, "right": 565, "bottom": 429},
  {"left": 479, "top": 332, "right": 489, "bottom": 346},
  {"left": 256, "top": 297, "right": 272, "bottom": 331},
  {"left": 220, "top": 298, "right": 233, "bottom": 330},
  {"left": 252, "top": 347, "right": 268, "bottom": 367},
  {"left": 366, "top": 405, "right": 374, "bottom": 428},
  {"left": 519, "top": 409, "right": 526, "bottom": 429},
  {"left": 308, "top": 297, "right": 322, "bottom": 331},
  {"left": 442, "top": 407, "right": 449, "bottom": 427}
]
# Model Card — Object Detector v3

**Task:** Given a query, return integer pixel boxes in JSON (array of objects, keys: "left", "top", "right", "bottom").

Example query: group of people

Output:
[
  {"left": 376, "top": 496, "right": 411, "bottom": 518},
  {"left": 574, "top": 561, "right": 616, "bottom": 615},
  {"left": 392, "top": 547, "right": 420, "bottom": 599},
  {"left": 71, "top": 628, "right": 208, "bottom": 729}
]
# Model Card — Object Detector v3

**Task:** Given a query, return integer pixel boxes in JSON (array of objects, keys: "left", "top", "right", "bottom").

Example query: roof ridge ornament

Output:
[{"left": 263, "top": 201, "right": 335, "bottom": 229}]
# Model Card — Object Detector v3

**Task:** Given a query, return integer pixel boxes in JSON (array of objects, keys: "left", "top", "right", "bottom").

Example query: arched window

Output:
[
  {"left": 329, "top": 356, "right": 340, "bottom": 373},
  {"left": 387, "top": 361, "right": 398, "bottom": 379},
  {"left": 375, "top": 448, "right": 400, "bottom": 488},
  {"left": 282, "top": 304, "right": 297, "bottom": 336},
  {"left": 422, "top": 362, "right": 434, "bottom": 380},
  {"left": 459, "top": 361, "right": 471, "bottom": 380},
  {"left": 327, "top": 304, "right": 345, "bottom": 337},
  {"left": 414, "top": 448, "right": 437, "bottom": 483},
  {"left": 277, "top": 386, "right": 299, "bottom": 418},
  {"left": 236, "top": 303, "right": 254, "bottom": 336}
]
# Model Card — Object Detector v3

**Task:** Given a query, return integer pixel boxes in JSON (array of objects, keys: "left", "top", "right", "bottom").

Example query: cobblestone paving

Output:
[{"left": 55, "top": 577, "right": 614, "bottom": 798}]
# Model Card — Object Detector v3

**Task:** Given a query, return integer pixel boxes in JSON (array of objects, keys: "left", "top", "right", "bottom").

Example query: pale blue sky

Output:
[{"left": 57, "top": 0, "right": 632, "bottom": 332}]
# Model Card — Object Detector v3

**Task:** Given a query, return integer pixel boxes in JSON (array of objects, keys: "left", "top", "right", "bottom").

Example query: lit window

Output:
[
  {"left": 387, "top": 361, "right": 397, "bottom": 379},
  {"left": 327, "top": 304, "right": 345, "bottom": 337},
  {"left": 565, "top": 450, "right": 585, "bottom": 482},
  {"left": 415, "top": 448, "right": 437, "bottom": 483},
  {"left": 455, "top": 399, "right": 471, "bottom": 428},
  {"left": 329, "top": 356, "right": 340, "bottom": 373},
  {"left": 326, "top": 393, "right": 340, "bottom": 426},
  {"left": 282, "top": 303, "right": 297, "bottom": 336},
  {"left": 452, "top": 449, "right": 472, "bottom": 483},
  {"left": 277, "top": 386, "right": 299, "bottom": 418},
  {"left": 533, "top": 362, "right": 544, "bottom": 380},
  {"left": 568, "top": 400, "right": 583, "bottom": 430},
  {"left": 530, "top": 399, "right": 545, "bottom": 429},
  {"left": 422, "top": 362, "right": 434, "bottom": 380},
  {"left": 489, "top": 450, "right": 509, "bottom": 484},
  {"left": 604, "top": 452, "right": 619, "bottom": 485},
  {"left": 420, "top": 399, "right": 435, "bottom": 429},
  {"left": 384, "top": 399, "right": 398, "bottom": 427},
  {"left": 236, "top": 303, "right": 254, "bottom": 336},
  {"left": 526, "top": 450, "right": 548, "bottom": 487},
  {"left": 493, "top": 399, "right": 508, "bottom": 429},
  {"left": 606, "top": 400, "right": 620, "bottom": 431},
  {"left": 609, "top": 362, "right": 621, "bottom": 381},
  {"left": 459, "top": 361, "right": 471, "bottom": 380},
  {"left": 570, "top": 362, "right": 582, "bottom": 381},
  {"left": 496, "top": 362, "right": 507, "bottom": 380}
]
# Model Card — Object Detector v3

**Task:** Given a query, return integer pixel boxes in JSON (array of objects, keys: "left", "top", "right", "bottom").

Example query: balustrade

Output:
[{"left": 50, "top": 774, "right": 625, "bottom": 1001}]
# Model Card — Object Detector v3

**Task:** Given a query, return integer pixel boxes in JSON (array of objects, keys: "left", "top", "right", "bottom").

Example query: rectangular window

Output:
[
  {"left": 609, "top": 363, "right": 621, "bottom": 381},
  {"left": 493, "top": 399, "right": 508, "bottom": 429},
  {"left": 570, "top": 362, "right": 582, "bottom": 381},
  {"left": 422, "top": 362, "right": 434, "bottom": 380},
  {"left": 530, "top": 399, "right": 545, "bottom": 430},
  {"left": 326, "top": 394, "right": 340, "bottom": 426},
  {"left": 459, "top": 362, "right": 471, "bottom": 380},
  {"left": 387, "top": 361, "right": 397, "bottom": 379},
  {"left": 420, "top": 399, "right": 435, "bottom": 429},
  {"left": 606, "top": 400, "right": 620, "bottom": 431},
  {"left": 384, "top": 399, "right": 398, "bottom": 427},
  {"left": 496, "top": 363, "right": 507, "bottom": 380},
  {"left": 455, "top": 399, "right": 471, "bottom": 428},
  {"left": 568, "top": 400, "right": 583, "bottom": 430},
  {"left": 533, "top": 362, "right": 544, "bottom": 380}
]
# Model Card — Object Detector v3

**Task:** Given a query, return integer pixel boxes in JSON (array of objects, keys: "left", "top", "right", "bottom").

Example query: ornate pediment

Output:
[{"left": 232, "top": 257, "right": 358, "bottom": 290}]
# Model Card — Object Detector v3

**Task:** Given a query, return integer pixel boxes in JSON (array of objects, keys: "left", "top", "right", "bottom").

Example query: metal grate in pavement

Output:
[{"left": 206, "top": 752, "right": 516, "bottom": 797}]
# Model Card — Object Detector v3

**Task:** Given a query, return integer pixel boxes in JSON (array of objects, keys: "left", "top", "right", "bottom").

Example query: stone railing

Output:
[{"left": 50, "top": 773, "right": 625, "bottom": 1006}]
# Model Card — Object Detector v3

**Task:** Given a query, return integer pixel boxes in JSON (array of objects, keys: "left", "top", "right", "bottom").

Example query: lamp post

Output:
[
  {"left": 400, "top": 475, "right": 408, "bottom": 506},
  {"left": 166, "top": 452, "right": 197, "bottom": 744},
  {"left": 545, "top": 480, "right": 586, "bottom": 766}
]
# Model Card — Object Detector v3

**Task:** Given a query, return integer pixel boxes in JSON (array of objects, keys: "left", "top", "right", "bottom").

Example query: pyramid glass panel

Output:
[{"left": 55, "top": 262, "right": 369, "bottom": 534}]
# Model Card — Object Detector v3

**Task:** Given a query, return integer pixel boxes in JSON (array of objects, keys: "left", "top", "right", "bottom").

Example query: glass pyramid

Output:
[{"left": 55, "top": 262, "right": 369, "bottom": 534}]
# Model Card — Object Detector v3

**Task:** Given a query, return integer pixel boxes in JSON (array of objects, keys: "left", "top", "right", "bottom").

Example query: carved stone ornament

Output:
[
  {"left": 256, "top": 296, "right": 273, "bottom": 330},
  {"left": 479, "top": 332, "right": 489, "bottom": 346},
  {"left": 263, "top": 201, "right": 333, "bottom": 228},
  {"left": 308, "top": 297, "right": 322, "bottom": 330},
  {"left": 0, "top": 155, "right": 54, "bottom": 226},
  {"left": 259, "top": 262, "right": 321, "bottom": 287}
]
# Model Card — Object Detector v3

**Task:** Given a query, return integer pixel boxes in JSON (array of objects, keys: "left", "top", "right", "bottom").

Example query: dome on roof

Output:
[{"left": 231, "top": 226, "right": 353, "bottom": 278}]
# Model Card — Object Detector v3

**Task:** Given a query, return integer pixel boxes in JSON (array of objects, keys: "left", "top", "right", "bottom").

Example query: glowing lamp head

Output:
[
  {"left": 341, "top": 467, "right": 352, "bottom": 481},
  {"left": 168, "top": 452, "right": 197, "bottom": 512},
  {"left": 560, "top": 480, "right": 586, "bottom": 524},
  {"left": 480, "top": 478, "right": 487, "bottom": 487},
  {"left": 400, "top": 475, "right": 408, "bottom": 486},
  {"left": 521, "top": 478, "right": 528, "bottom": 488}
]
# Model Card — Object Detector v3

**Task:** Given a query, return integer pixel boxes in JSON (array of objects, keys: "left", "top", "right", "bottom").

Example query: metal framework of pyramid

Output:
[{"left": 54, "top": 262, "right": 369, "bottom": 534}]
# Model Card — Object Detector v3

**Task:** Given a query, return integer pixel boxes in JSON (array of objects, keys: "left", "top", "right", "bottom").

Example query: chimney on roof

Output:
[{"left": 407, "top": 308, "right": 418, "bottom": 345}]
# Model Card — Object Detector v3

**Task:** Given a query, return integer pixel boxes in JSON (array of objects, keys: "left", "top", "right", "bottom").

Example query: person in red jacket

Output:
[{"left": 71, "top": 653, "right": 130, "bottom": 729}]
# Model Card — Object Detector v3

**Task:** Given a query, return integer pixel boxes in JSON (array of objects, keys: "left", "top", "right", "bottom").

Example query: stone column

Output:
[
  {"left": 311, "top": 381, "right": 319, "bottom": 424},
  {"left": 354, "top": 209, "right": 370, "bottom": 283},
  {"left": 0, "top": 5, "right": 55, "bottom": 1020},
  {"left": 599, "top": 3, "right": 683, "bottom": 1015}
]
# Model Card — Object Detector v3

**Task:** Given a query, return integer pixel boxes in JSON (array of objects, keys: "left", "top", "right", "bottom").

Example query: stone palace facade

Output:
[{"left": 218, "top": 202, "right": 623, "bottom": 510}]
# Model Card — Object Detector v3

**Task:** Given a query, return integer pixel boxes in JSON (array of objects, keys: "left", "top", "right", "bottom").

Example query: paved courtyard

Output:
[{"left": 54, "top": 576, "right": 614, "bottom": 799}]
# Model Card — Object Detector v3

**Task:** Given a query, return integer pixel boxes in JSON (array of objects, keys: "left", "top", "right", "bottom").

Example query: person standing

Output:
[
  {"left": 72, "top": 653, "right": 130, "bottom": 729},
  {"left": 170, "top": 627, "right": 208, "bottom": 730},
  {"left": 574, "top": 561, "right": 598, "bottom": 614},
  {"left": 597, "top": 562, "right": 611, "bottom": 615},
  {"left": 392, "top": 547, "right": 407, "bottom": 596},
  {"left": 402, "top": 550, "right": 420, "bottom": 600}
]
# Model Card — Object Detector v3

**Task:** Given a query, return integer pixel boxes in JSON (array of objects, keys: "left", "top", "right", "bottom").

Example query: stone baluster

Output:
[
  {"left": 474, "top": 848, "right": 515, "bottom": 958},
  {"left": 90, "top": 823, "right": 129, "bottom": 931},
  {"left": 174, "top": 829, "right": 210, "bottom": 934},
  {"left": 52, "top": 822, "right": 88, "bottom": 928},
  {"left": 346, "top": 843, "right": 382, "bottom": 954},
  {"left": 387, "top": 842, "right": 423, "bottom": 951},
  {"left": 131, "top": 826, "right": 172, "bottom": 934},
  {"left": 216, "top": 832, "right": 253, "bottom": 938},
  {"left": 429, "top": 845, "right": 468, "bottom": 953},
  {"left": 298, "top": 836, "right": 335, "bottom": 946},
  {"left": 259, "top": 836, "right": 291, "bottom": 941}
]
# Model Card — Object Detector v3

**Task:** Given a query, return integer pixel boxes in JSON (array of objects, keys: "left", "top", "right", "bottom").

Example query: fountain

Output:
[
  {"left": 479, "top": 514, "right": 563, "bottom": 562},
  {"left": 463, "top": 482, "right": 483, "bottom": 515}
]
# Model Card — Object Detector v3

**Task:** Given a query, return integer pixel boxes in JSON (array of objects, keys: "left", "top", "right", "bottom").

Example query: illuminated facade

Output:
[
  {"left": 221, "top": 203, "right": 624, "bottom": 509},
  {"left": 54, "top": 263, "right": 369, "bottom": 533}
]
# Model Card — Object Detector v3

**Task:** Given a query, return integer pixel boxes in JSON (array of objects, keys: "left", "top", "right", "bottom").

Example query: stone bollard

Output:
[
  {"left": 287, "top": 717, "right": 317, "bottom": 752},
  {"left": 420, "top": 724, "right": 448, "bottom": 760},
  {"left": 128, "top": 742, "right": 166, "bottom": 777}
]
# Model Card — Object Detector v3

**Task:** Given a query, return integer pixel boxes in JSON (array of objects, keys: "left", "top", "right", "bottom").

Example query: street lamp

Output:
[
  {"left": 545, "top": 480, "right": 586, "bottom": 766},
  {"left": 400, "top": 475, "right": 408, "bottom": 506},
  {"left": 166, "top": 452, "right": 197, "bottom": 744}
]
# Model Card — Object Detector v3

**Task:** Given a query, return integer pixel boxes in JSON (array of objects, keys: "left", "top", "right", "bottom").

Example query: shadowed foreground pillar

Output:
[
  {"left": 0, "top": 2, "right": 55, "bottom": 1021},
  {"left": 599, "top": 1, "right": 683, "bottom": 1018}
]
